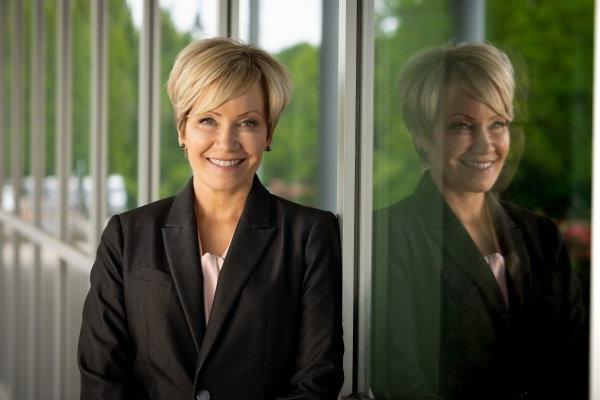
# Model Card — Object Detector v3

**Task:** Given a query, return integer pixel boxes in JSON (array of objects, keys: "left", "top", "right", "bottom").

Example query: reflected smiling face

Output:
[
  {"left": 180, "top": 81, "right": 270, "bottom": 195},
  {"left": 418, "top": 85, "right": 510, "bottom": 196}
]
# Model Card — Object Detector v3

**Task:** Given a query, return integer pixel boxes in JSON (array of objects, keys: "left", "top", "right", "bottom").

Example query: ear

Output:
[
  {"left": 177, "top": 127, "right": 185, "bottom": 144},
  {"left": 266, "top": 126, "right": 273, "bottom": 146}
]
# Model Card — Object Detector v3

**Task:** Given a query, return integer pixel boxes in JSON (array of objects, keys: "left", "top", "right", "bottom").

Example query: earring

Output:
[
  {"left": 265, "top": 145, "right": 272, "bottom": 152},
  {"left": 179, "top": 143, "right": 185, "bottom": 149}
]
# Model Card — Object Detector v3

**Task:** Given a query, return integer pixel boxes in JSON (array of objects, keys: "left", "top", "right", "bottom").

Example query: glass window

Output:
[
  {"left": 69, "top": 0, "right": 91, "bottom": 250},
  {"left": 1, "top": 1, "right": 13, "bottom": 213},
  {"left": 239, "top": 0, "right": 337, "bottom": 210},
  {"left": 159, "top": 0, "right": 219, "bottom": 198},
  {"left": 107, "top": 0, "right": 141, "bottom": 218},
  {"left": 42, "top": 0, "right": 58, "bottom": 235},
  {"left": 368, "top": 1, "right": 592, "bottom": 399}
]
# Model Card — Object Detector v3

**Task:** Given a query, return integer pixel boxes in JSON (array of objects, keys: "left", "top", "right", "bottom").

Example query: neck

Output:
[
  {"left": 192, "top": 177, "right": 252, "bottom": 223},
  {"left": 444, "top": 189, "right": 486, "bottom": 225},
  {"left": 429, "top": 172, "right": 486, "bottom": 225}
]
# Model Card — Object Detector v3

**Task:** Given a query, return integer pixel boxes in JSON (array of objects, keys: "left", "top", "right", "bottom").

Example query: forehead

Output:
[
  {"left": 189, "top": 80, "right": 266, "bottom": 115},
  {"left": 443, "top": 85, "right": 500, "bottom": 118}
]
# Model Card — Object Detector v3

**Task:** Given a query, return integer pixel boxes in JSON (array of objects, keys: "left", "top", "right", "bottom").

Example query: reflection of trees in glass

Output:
[
  {"left": 373, "top": 0, "right": 452, "bottom": 209},
  {"left": 487, "top": 0, "right": 593, "bottom": 302},
  {"left": 487, "top": 0, "right": 593, "bottom": 220}
]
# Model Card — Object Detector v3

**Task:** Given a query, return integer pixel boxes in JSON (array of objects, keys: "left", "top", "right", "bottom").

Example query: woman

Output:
[
  {"left": 78, "top": 38, "right": 343, "bottom": 400},
  {"left": 371, "top": 43, "right": 588, "bottom": 400}
]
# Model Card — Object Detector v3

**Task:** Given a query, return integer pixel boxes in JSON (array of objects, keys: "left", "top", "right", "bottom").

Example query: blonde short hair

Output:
[
  {"left": 397, "top": 42, "right": 515, "bottom": 140},
  {"left": 167, "top": 38, "right": 293, "bottom": 135}
]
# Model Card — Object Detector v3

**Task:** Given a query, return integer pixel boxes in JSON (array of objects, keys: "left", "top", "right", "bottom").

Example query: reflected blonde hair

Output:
[
  {"left": 397, "top": 42, "right": 515, "bottom": 140},
  {"left": 167, "top": 37, "right": 293, "bottom": 136}
]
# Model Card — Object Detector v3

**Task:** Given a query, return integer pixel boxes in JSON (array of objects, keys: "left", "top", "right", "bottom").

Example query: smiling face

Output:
[
  {"left": 180, "top": 81, "right": 270, "bottom": 196},
  {"left": 418, "top": 85, "right": 510, "bottom": 197}
]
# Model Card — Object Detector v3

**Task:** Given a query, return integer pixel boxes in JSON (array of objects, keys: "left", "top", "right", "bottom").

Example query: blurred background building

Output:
[{"left": 0, "top": 0, "right": 598, "bottom": 399}]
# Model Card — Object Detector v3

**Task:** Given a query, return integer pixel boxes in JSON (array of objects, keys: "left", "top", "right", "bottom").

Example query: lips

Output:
[
  {"left": 460, "top": 160, "right": 495, "bottom": 170},
  {"left": 207, "top": 158, "right": 243, "bottom": 167}
]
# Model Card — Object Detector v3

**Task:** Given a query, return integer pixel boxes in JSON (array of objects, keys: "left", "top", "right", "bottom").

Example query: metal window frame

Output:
[
  {"left": 90, "top": 0, "right": 108, "bottom": 250},
  {"left": 219, "top": 0, "right": 240, "bottom": 38},
  {"left": 0, "top": 0, "right": 7, "bottom": 392},
  {"left": 138, "top": 0, "right": 161, "bottom": 206},
  {"left": 590, "top": 2, "right": 600, "bottom": 398},
  {"left": 29, "top": 1, "right": 46, "bottom": 398},
  {"left": 337, "top": 0, "right": 359, "bottom": 395},
  {"left": 8, "top": 1, "right": 25, "bottom": 398}
]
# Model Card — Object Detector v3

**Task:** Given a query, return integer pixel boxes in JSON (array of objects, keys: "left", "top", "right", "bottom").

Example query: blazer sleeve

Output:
[
  {"left": 370, "top": 209, "right": 441, "bottom": 400},
  {"left": 545, "top": 217, "right": 589, "bottom": 399},
  {"left": 274, "top": 212, "right": 344, "bottom": 400},
  {"left": 78, "top": 215, "right": 137, "bottom": 399}
]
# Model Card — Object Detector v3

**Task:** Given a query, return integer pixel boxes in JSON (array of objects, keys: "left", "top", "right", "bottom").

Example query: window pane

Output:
[
  {"left": 159, "top": 0, "right": 218, "bottom": 198},
  {"left": 368, "top": 1, "right": 591, "bottom": 399},
  {"left": 239, "top": 0, "right": 337, "bottom": 210},
  {"left": 42, "top": 0, "right": 57, "bottom": 234},
  {"left": 1, "top": 1, "right": 13, "bottom": 213},
  {"left": 107, "top": 0, "right": 141, "bottom": 217},
  {"left": 69, "top": 0, "right": 91, "bottom": 250}
]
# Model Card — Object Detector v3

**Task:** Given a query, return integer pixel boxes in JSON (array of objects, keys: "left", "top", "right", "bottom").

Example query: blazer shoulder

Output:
[
  {"left": 499, "top": 200, "right": 555, "bottom": 229},
  {"left": 499, "top": 199, "right": 563, "bottom": 246},
  {"left": 115, "top": 195, "right": 176, "bottom": 230},
  {"left": 270, "top": 194, "right": 337, "bottom": 224}
]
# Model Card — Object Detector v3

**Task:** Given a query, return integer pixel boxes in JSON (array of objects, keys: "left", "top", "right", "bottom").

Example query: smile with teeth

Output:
[
  {"left": 460, "top": 160, "right": 495, "bottom": 170},
  {"left": 207, "top": 158, "right": 243, "bottom": 167}
]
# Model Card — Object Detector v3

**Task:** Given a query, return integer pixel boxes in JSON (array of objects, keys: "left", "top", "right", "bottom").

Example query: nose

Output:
[
  {"left": 215, "top": 123, "right": 240, "bottom": 151},
  {"left": 471, "top": 127, "right": 494, "bottom": 154}
]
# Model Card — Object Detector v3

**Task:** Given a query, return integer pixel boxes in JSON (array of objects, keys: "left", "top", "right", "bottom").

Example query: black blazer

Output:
[
  {"left": 371, "top": 172, "right": 588, "bottom": 400},
  {"left": 78, "top": 176, "right": 344, "bottom": 400}
]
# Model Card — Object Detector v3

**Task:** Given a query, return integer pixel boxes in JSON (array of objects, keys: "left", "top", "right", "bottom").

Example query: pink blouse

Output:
[{"left": 198, "top": 234, "right": 228, "bottom": 324}]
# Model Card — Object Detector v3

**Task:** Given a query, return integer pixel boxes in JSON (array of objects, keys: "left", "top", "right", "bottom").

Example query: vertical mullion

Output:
[
  {"left": 10, "top": 0, "right": 25, "bottom": 397},
  {"left": 337, "top": 0, "right": 358, "bottom": 396},
  {"left": 138, "top": 0, "right": 160, "bottom": 206},
  {"left": 151, "top": 0, "right": 161, "bottom": 202},
  {"left": 218, "top": 0, "right": 240, "bottom": 38},
  {"left": 30, "top": 1, "right": 45, "bottom": 398},
  {"left": 318, "top": 0, "right": 338, "bottom": 213},
  {"left": 590, "top": 0, "right": 600, "bottom": 397},
  {"left": 0, "top": 0, "right": 7, "bottom": 389},
  {"left": 90, "top": 0, "right": 108, "bottom": 250},
  {"left": 357, "top": 0, "right": 374, "bottom": 395},
  {"left": 55, "top": 0, "right": 71, "bottom": 398}
]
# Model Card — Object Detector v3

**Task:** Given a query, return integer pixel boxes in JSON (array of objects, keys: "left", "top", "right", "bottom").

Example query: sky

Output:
[{"left": 126, "top": 0, "right": 321, "bottom": 53}]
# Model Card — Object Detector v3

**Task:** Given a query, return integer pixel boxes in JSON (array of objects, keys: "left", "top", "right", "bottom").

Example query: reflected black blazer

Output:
[
  {"left": 371, "top": 172, "right": 588, "bottom": 400},
  {"left": 78, "top": 176, "right": 344, "bottom": 400}
]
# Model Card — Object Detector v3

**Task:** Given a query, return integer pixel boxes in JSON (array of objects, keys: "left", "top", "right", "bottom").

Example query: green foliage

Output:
[
  {"left": 159, "top": 10, "right": 194, "bottom": 198},
  {"left": 262, "top": 43, "right": 320, "bottom": 206},
  {"left": 71, "top": 0, "right": 91, "bottom": 177},
  {"left": 107, "top": 0, "right": 140, "bottom": 207},
  {"left": 373, "top": 0, "right": 452, "bottom": 208},
  {"left": 487, "top": 0, "right": 593, "bottom": 218}
]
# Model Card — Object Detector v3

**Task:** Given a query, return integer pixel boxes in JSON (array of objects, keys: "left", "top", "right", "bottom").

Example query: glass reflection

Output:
[{"left": 370, "top": 43, "right": 588, "bottom": 400}]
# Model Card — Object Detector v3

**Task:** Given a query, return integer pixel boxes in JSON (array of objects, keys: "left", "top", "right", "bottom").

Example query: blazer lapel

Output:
[
  {"left": 162, "top": 179, "right": 206, "bottom": 353},
  {"left": 489, "top": 197, "right": 532, "bottom": 313},
  {"left": 196, "top": 176, "right": 276, "bottom": 372},
  {"left": 414, "top": 173, "right": 510, "bottom": 318}
]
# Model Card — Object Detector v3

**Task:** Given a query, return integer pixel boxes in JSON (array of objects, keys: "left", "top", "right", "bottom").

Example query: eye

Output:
[
  {"left": 199, "top": 117, "right": 216, "bottom": 126},
  {"left": 239, "top": 119, "right": 258, "bottom": 129},
  {"left": 490, "top": 120, "right": 508, "bottom": 130},
  {"left": 448, "top": 122, "right": 472, "bottom": 132}
]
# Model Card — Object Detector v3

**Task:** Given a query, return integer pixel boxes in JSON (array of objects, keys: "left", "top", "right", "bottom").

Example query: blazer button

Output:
[{"left": 196, "top": 390, "right": 211, "bottom": 400}]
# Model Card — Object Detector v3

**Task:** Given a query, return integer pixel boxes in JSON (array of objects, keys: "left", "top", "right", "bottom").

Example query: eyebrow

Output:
[
  {"left": 445, "top": 112, "right": 504, "bottom": 120},
  {"left": 189, "top": 109, "right": 264, "bottom": 118}
]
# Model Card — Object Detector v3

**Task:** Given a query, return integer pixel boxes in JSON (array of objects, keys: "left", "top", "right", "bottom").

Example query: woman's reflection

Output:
[{"left": 371, "top": 42, "right": 588, "bottom": 400}]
